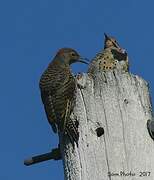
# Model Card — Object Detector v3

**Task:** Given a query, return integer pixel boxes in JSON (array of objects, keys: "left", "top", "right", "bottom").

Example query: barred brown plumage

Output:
[{"left": 39, "top": 48, "right": 88, "bottom": 146}]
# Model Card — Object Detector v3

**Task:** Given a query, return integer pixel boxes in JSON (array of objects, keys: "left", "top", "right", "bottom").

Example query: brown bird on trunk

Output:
[{"left": 39, "top": 48, "right": 88, "bottom": 146}]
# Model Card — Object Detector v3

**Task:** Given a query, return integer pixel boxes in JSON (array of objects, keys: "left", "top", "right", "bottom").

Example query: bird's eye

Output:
[{"left": 71, "top": 52, "right": 76, "bottom": 56}]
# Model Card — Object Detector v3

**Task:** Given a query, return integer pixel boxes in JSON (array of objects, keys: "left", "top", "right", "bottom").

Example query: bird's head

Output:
[
  {"left": 104, "top": 33, "right": 121, "bottom": 50},
  {"left": 56, "top": 48, "right": 89, "bottom": 65}
]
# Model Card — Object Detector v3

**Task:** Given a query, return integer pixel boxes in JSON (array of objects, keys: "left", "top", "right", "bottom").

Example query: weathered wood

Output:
[{"left": 61, "top": 70, "right": 154, "bottom": 180}]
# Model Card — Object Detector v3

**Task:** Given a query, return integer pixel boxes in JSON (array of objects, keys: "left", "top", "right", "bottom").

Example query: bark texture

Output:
[{"left": 61, "top": 70, "right": 154, "bottom": 180}]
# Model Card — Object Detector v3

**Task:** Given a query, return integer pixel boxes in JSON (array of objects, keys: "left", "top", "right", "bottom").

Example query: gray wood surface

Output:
[{"left": 61, "top": 70, "right": 154, "bottom": 180}]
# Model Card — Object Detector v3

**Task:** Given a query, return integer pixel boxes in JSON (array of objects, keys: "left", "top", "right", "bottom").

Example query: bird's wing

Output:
[
  {"left": 52, "top": 72, "right": 79, "bottom": 145},
  {"left": 39, "top": 65, "right": 77, "bottom": 136},
  {"left": 52, "top": 71, "right": 76, "bottom": 127},
  {"left": 39, "top": 65, "right": 68, "bottom": 133}
]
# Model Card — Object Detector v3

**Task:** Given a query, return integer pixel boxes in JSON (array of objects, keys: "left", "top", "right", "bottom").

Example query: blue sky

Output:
[{"left": 0, "top": 0, "right": 154, "bottom": 179}]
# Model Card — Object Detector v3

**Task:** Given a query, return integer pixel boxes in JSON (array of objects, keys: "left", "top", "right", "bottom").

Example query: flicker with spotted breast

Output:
[
  {"left": 39, "top": 48, "right": 88, "bottom": 146},
  {"left": 88, "top": 33, "right": 129, "bottom": 75}
]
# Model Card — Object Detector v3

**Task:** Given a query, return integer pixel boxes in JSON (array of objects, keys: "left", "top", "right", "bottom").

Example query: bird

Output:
[
  {"left": 88, "top": 33, "right": 129, "bottom": 75},
  {"left": 39, "top": 48, "right": 88, "bottom": 146}
]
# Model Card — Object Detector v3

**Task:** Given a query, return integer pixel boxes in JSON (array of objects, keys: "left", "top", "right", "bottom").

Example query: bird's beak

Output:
[{"left": 78, "top": 57, "right": 89, "bottom": 64}]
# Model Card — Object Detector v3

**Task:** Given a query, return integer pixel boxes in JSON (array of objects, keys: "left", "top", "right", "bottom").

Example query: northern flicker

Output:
[
  {"left": 88, "top": 33, "right": 129, "bottom": 75},
  {"left": 39, "top": 48, "right": 88, "bottom": 146}
]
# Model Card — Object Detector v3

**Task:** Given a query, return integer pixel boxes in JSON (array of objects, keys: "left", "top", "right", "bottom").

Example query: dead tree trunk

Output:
[{"left": 61, "top": 70, "right": 154, "bottom": 180}]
